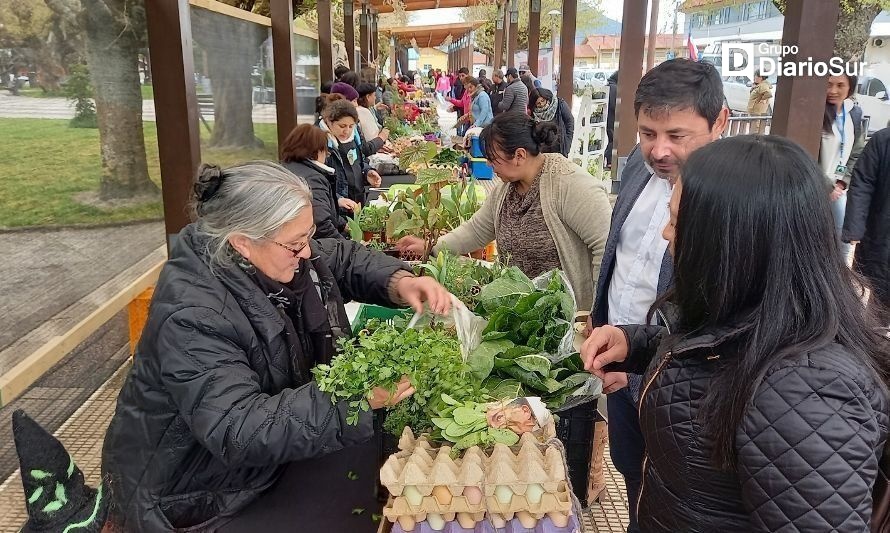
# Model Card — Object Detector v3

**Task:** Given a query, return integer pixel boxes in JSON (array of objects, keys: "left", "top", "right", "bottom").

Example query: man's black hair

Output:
[
  {"left": 458, "top": 67, "right": 469, "bottom": 75},
  {"left": 334, "top": 65, "right": 350, "bottom": 81},
  {"left": 634, "top": 58, "right": 725, "bottom": 128}
]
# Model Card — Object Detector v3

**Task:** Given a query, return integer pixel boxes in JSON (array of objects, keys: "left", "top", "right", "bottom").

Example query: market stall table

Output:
[{"left": 218, "top": 440, "right": 382, "bottom": 532}]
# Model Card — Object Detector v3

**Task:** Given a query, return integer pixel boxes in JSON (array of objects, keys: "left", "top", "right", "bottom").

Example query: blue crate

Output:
[
  {"left": 470, "top": 136, "right": 485, "bottom": 158},
  {"left": 469, "top": 157, "right": 493, "bottom": 179}
]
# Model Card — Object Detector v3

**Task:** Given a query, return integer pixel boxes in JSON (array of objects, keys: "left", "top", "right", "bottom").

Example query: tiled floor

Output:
[{"left": 0, "top": 361, "right": 630, "bottom": 532}]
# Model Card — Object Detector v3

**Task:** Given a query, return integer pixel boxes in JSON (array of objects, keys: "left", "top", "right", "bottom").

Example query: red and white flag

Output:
[{"left": 687, "top": 34, "right": 699, "bottom": 61}]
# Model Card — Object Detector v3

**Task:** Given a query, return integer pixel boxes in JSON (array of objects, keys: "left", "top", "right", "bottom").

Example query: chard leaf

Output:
[
  {"left": 515, "top": 354, "right": 552, "bottom": 375},
  {"left": 487, "top": 427, "right": 520, "bottom": 445}
]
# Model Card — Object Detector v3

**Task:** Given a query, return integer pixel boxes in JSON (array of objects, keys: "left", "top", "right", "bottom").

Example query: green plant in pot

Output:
[
  {"left": 345, "top": 205, "right": 389, "bottom": 243},
  {"left": 385, "top": 142, "right": 458, "bottom": 261}
]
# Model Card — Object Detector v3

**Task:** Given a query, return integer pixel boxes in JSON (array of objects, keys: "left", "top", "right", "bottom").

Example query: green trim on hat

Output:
[
  {"left": 27, "top": 486, "right": 43, "bottom": 504},
  {"left": 67, "top": 455, "right": 75, "bottom": 478},
  {"left": 30, "top": 469, "right": 51, "bottom": 480},
  {"left": 62, "top": 483, "right": 104, "bottom": 533}
]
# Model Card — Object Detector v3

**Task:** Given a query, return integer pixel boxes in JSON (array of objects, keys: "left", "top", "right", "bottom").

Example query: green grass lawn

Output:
[
  {"left": 21, "top": 85, "right": 155, "bottom": 100},
  {"left": 0, "top": 118, "right": 278, "bottom": 228}
]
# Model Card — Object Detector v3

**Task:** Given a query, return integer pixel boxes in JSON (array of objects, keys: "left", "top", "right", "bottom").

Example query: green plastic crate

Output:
[{"left": 350, "top": 304, "right": 410, "bottom": 335}]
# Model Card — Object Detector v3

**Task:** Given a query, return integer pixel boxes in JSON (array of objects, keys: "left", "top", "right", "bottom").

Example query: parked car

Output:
[
  {"left": 856, "top": 68, "right": 890, "bottom": 135},
  {"left": 722, "top": 74, "right": 777, "bottom": 116},
  {"left": 573, "top": 68, "right": 613, "bottom": 93}
]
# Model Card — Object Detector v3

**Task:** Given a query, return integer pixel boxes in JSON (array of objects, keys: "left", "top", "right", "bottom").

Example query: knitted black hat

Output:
[{"left": 12, "top": 410, "right": 108, "bottom": 533}]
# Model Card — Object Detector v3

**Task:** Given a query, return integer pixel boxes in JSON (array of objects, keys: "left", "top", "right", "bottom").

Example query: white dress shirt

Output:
[{"left": 607, "top": 173, "right": 673, "bottom": 325}]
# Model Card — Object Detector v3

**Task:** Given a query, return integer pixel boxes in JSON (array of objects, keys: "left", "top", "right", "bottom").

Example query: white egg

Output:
[
  {"left": 426, "top": 513, "right": 446, "bottom": 530},
  {"left": 525, "top": 483, "right": 545, "bottom": 504},
  {"left": 494, "top": 485, "right": 514, "bottom": 505},
  {"left": 403, "top": 485, "right": 423, "bottom": 507}
]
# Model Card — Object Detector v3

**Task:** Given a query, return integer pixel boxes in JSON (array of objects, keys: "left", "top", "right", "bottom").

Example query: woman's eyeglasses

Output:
[{"left": 268, "top": 225, "right": 316, "bottom": 257}]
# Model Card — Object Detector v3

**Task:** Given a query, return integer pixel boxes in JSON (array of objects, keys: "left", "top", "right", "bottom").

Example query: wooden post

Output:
[
  {"left": 646, "top": 0, "right": 659, "bottom": 71},
  {"left": 317, "top": 0, "right": 334, "bottom": 83},
  {"left": 359, "top": 3, "right": 369, "bottom": 69},
  {"left": 493, "top": 2, "right": 505, "bottom": 72},
  {"left": 344, "top": 0, "right": 356, "bottom": 69},
  {"left": 507, "top": 0, "right": 519, "bottom": 68},
  {"left": 556, "top": 0, "right": 577, "bottom": 101},
  {"left": 770, "top": 0, "right": 840, "bottom": 158},
  {"left": 528, "top": 0, "right": 541, "bottom": 73},
  {"left": 271, "top": 0, "right": 297, "bottom": 147},
  {"left": 467, "top": 32, "right": 475, "bottom": 73},
  {"left": 613, "top": 0, "right": 647, "bottom": 188},
  {"left": 370, "top": 12, "right": 379, "bottom": 66},
  {"left": 144, "top": 0, "right": 201, "bottom": 245}
]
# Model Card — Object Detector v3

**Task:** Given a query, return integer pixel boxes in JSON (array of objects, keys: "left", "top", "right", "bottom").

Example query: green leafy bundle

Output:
[
  {"left": 467, "top": 270, "right": 592, "bottom": 410},
  {"left": 312, "top": 324, "right": 485, "bottom": 434},
  {"left": 416, "top": 252, "right": 507, "bottom": 311},
  {"left": 430, "top": 147, "right": 462, "bottom": 166},
  {"left": 430, "top": 394, "right": 519, "bottom": 453}
]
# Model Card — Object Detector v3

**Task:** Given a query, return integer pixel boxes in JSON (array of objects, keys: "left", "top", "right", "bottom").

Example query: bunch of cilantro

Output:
[{"left": 312, "top": 324, "right": 485, "bottom": 435}]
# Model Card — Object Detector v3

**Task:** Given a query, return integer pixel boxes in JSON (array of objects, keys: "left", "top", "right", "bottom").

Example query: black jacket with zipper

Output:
[
  {"left": 612, "top": 321, "right": 889, "bottom": 532},
  {"left": 283, "top": 159, "right": 348, "bottom": 240},
  {"left": 843, "top": 127, "right": 890, "bottom": 301},
  {"left": 102, "top": 224, "right": 410, "bottom": 531}
]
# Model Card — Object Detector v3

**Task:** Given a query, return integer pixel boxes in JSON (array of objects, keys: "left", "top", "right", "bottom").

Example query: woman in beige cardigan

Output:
[{"left": 397, "top": 112, "right": 612, "bottom": 313}]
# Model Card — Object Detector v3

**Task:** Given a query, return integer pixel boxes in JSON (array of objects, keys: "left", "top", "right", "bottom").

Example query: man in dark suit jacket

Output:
[
  {"left": 588, "top": 59, "right": 728, "bottom": 532},
  {"left": 843, "top": 127, "right": 890, "bottom": 328}
]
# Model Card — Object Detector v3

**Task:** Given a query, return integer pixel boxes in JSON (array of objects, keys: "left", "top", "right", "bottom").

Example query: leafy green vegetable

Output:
[{"left": 312, "top": 324, "right": 485, "bottom": 434}]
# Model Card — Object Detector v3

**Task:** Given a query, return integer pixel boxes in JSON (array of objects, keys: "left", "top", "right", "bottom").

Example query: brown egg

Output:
[
  {"left": 456, "top": 512, "right": 477, "bottom": 528},
  {"left": 548, "top": 511, "right": 570, "bottom": 528},
  {"left": 462, "top": 485, "right": 483, "bottom": 505},
  {"left": 431, "top": 485, "right": 453, "bottom": 506},
  {"left": 397, "top": 515, "right": 416, "bottom": 531},
  {"left": 516, "top": 511, "right": 537, "bottom": 528}
]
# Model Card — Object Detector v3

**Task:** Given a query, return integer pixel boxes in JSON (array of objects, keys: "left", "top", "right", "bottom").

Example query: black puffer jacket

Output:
[
  {"left": 283, "top": 159, "right": 347, "bottom": 240},
  {"left": 612, "top": 322, "right": 889, "bottom": 532},
  {"left": 102, "top": 224, "right": 410, "bottom": 532}
]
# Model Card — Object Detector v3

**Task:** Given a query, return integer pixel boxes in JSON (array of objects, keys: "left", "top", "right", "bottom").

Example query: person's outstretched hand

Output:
[
  {"left": 395, "top": 235, "right": 426, "bottom": 256},
  {"left": 369, "top": 376, "right": 415, "bottom": 409},
  {"left": 396, "top": 275, "right": 452, "bottom": 316},
  {"left": 581, "top": 325, "right": 629, "bottom": 379}
]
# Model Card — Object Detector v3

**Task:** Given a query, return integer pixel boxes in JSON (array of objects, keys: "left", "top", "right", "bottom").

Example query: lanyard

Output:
[{"left": 836, "top": 106, "right": 846, "bottom": 158}]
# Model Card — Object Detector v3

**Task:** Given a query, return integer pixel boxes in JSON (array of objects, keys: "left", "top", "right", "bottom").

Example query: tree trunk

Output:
[
  {"left": 81, "top": 0, "right": 157, "bottom": 200},
  {"left": 835, "top": 3, "right": 882, "bottom": 60},
  {"left": 192, "top": 9, "right": 266, "bottom": 148}
]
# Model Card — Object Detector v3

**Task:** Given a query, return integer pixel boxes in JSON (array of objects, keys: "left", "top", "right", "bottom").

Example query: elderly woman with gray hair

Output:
[{"left": 102, "top": 161, "right": 450, "bottom": 532}]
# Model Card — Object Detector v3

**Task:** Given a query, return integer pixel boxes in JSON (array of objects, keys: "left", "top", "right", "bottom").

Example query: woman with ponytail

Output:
[{"left": 397, "top": 112, "right": 612, "bottom": 312}]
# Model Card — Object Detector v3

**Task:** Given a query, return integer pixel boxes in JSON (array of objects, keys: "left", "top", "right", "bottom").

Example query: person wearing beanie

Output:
[
  {"left": 330, "top": 81, "right": 359, "bottom": 103},
  {"left": 500, "top": 67, "right": 529, "bottom": 115},
  {"left": 13, "top": 409, "right": 109, "bottom": 533}
]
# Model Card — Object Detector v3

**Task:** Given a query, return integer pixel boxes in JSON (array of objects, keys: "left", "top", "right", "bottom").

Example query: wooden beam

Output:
[
  {"left": 344, "top": 0, "right": 356, "bottom": 69},
  {"left": 770, "top": 0, "right": 840, "bottom": 158},
  {"left": 271, "top": 0, "right": 297, "bottom": 148},
  {"left": 527, "top": 0, "right": 541, "bottom": 74},
  {"left": 360, "top": 4, "right": 370, "bottom": 69},
  {"left": 556, "top": 0, "right": 576, "bottom": 100},
  {"left": 646, "top": 0, "right": 659, "bottom": 71},
  {"left": 371, "top": 12, "right": 379, "bottom": 65},
  {"left": 614, "top": 0, "right": 646, "bottom": 185},
  {"left": 506, "top": 0, "right": 519, "bottom": 68},
  {"left": 467, "top": 31, "right": 475, "bottom": 72},
  {"left": 317, "top": 0, "right": 334, "bottom": 82},
  {"left": 0, "top": 251, "right": 166, "bottom": 407},
  {"left": 389, "top": 35, "right": 397, "bottom": 77},
  {"left": 493, "top": 2, "right": 505, "bottom": 72},
  {"left": 145, "top": 0, "right": 201, "bottom": 244}
]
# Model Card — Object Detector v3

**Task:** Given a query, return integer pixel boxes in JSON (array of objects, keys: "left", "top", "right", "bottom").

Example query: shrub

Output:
[{"left": 65, "top": 64, "right": 97, "bottom": 129}]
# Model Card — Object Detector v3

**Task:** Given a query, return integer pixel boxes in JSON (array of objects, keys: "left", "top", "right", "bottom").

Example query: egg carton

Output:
[
  {"left": 383, "top": 513, "right": 580, "bottom": 533},
  {"left": 484, "top": 484, "right": 572, "bottom": 516},
  {"left": 384, "top": 493, "right": 486, "bottom": 519}
]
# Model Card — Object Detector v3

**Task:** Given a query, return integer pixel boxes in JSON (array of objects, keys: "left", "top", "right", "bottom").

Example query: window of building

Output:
[{"left": 744, "top": 1, "right": 769, "bottom": 21}]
